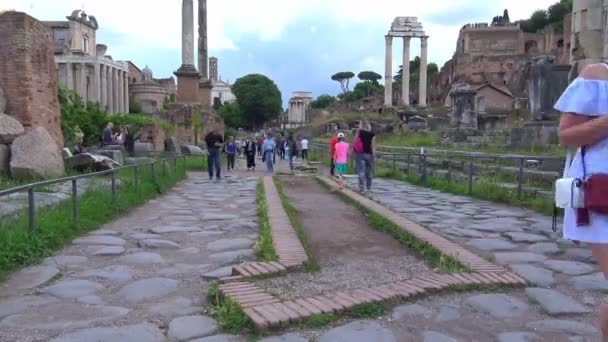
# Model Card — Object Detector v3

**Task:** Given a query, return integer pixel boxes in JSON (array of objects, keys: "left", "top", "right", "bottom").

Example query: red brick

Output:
[
  {"left": 417, "top": 276, "right": 448, "bottom": 290},
  {"left": 334, "top": 292, "right": 362, "bottom": 306},
  {"left": 219, "top": 275, "right": 244, "bottom": 284},
  {"left": 370, "top": 287, "right": 399, "bottom": 301},
  {"left": 460, "top": 273, "right": 484, "bottom": 285},
  {"left": 240, "top": 299, "right": 279, "bottom": 308},
  {"left": 250, "top": 263, "right": 272, "bottom": 274},
  {"left": 269, "top": 262, "right": 287, "bottom": 272},
  {"left": 242, "top": 264, "right": 261, "bottom": 276},
  {"left": 295, "top": 298, "right": 322, "bottom": 315},
  {"left": 304, "top": 297, "right": 334, "bottom": 314},
  {"left": 316, "top": 296, "right": 345, "bottom": 311},
  {"left": 251, "top": 305, "right": 282, "bottom": 327},
  {"left": 272, "top": 303, "right": 301, "bottom": 321},
  {"left": 243, "top": 308, "right": 269, "bottom": 330},
  {"left": 390, "top": 282, "right": 420, "bottom": 297},
  {"left": 359, "top": 288, "right": 386, "bottom": 301},
  {"left": 260, "top": 304, "right": 290, "bottom": 326},
  {"left": 283, "top": 301, "right": 312, "bottom": 317},
  {"left": 408, "top": 278, "right": 438, "bottom": 291},
  {"left": 351, "top": 289, "right": 380, "bottom": 303},
  {"left": 329, "top": 293, "right": 356, "bottom": 308},
  {"left": 259, "top": 262, "right": 280, "bottom": 273},
  {"left": 233, "top": 266, "right": 253, "bottom": 277},
  {"left": 450, "top": 273, "right": 473, "bottom": 285}
]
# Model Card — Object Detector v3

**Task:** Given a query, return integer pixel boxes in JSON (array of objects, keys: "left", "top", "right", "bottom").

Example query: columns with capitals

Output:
[
  {"left": 77, "top": 63, "right": 87, "bottom": 101},
  {"left": 181, "top": 0, "right": 195, "bottom": 68},
  {"left": 66, "top": 63, "right": 74, "bottom": 89},
  {"left": 384, "top": 35, "right": 393, "bottom": 107},
  {"left": 117, "top": 70, "right": 124, "bottom": 113},
  {"left": 100, "top": 65, "right": 107, "bottom": 110},
  {"left": 401, "top": 37, "right": 411, "bottom": 106},
  {"left": 112, "top": 68, "right": 119, "bottom": 113},
  {"left": 418, "top": 36, "right": 428, "bottom": 107},
  {"left": 123, "top": 72, "right": 129, "bottom": 113},
  {"left": 107, "top": 67, "right": 114, "bottom": 113},
  {"left": 93, "top": 63, "right": 101, "bottom": 103}
]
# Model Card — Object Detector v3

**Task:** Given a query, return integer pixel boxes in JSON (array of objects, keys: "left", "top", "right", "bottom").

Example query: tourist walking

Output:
[
  {"left": 244, "top": 138, "right": 256, "bottom": 171},
  {"left": 102, "top": 122, "right": 114, "bottom": 146},
  {"left": 334, "top": 133, "right": 349, "bottom": 189},
  {"left": 262, "top": 134, "right": 276, "bottom": 173},
  {"left": 204, "top": 129, "right": 223, "bottom": 181},
  {"left": 300, "top": 137, "right": 309, "bottom": 161},
  {"left": 278, "top": 135, "right": 286, "bottom": 160},
  {"left": 555, "top": 63, "right": 608, "bottom": 339},
  {"left": 287, "top": 135, "right": 298, "bottom": 170},
  {"left": 353, "top": 122, "right": 376, "bottom": 192},
  {"left": 124, "top": 126, "right": 135, "bottom": 157},
  {"left": 330, "top": 129, "right": 339, "bottom": 177},
  {"left": 225, "top": 137, "right": 237, "bottom": 172},
  {"left": 257, "top": 138, "right": 263, "bottom": 158}
]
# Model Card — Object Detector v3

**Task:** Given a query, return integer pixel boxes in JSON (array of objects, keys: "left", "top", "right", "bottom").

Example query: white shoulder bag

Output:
[{"left": 555, "top": 148, "right": 585, "bottom": 208}]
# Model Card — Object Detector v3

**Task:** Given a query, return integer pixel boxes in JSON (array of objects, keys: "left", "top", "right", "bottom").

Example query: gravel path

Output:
[{"left": 0, "top": 171, "right": 259, "bottom": 342}]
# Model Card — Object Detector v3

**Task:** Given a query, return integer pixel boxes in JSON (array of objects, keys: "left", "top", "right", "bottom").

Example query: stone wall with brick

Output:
[
  {"left": 0, "top": 11, "right": 64, "bottom": 146},
  {"left": 139, "top": 123, "right": 166, "bottom": 152}
]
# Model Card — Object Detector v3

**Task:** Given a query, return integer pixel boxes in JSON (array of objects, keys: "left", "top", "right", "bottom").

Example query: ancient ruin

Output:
[
  {"left": 44, "top": 10, "right": 129, "bottom": 114},
  {"left": 129, "top": 66, "right": 170, "bottom": 115},
  {"left": 385, "top": 17, "right": 429, "bottom": 107},
  {"left": 286, "top": 91, "right": 313, "bottom": 128},
  {"left": 210, "top": 57, "right": 237, "bottom": 105}
]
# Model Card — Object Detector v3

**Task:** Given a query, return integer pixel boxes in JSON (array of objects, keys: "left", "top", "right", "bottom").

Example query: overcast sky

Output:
[{"left": 4, "top": 0, "right": 556, "bottom": 106}]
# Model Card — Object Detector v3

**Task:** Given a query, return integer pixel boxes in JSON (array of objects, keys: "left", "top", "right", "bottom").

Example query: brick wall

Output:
[{"left": 0, "top": 11, "right": 64, "bottom": 146}]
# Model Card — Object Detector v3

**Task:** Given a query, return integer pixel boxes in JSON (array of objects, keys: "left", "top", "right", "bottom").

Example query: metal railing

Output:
[
  {"left": 310, "top": 142, "right": 562, "bottom": 199},
  {"left": 0, "top": 154, "right": 188, "bottom": 234}
]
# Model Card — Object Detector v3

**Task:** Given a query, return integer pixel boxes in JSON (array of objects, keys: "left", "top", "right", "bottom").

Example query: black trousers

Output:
[{"left": 330, "top": 159, "right": 336, "bottom": 176}]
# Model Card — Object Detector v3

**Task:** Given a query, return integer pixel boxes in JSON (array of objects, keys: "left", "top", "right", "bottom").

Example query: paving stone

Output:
[
  {"left": 510, "top": 264, "right": 555, "bottom": 288},
  {"left": 0, "top": 303, "right": 129, "bottom": 330},
  {"left": 138, "top": 238, "right": 181, "bottom": 249},
  {"left": 526, "top": 319, "right": 597, "bottom": 335},
  {"left": 168, "top": 315, "right": 218, "bottom": 341},
  {"left": 259, "top": 333, "right": 309, "bottom": 342},
  {"left": 466, "top": 238, "right": 518, "bottom": 251},
  {"left": 72, "top": 235, "right": 126, "bottom": 246},
  {"left": 48, "top": 322, "right": 165, "bottom": 342},
  {"left": 89, "top": 230, "right": 120, "bottom": 236},
  {"left": 190, "top": 231, "right": 226, "bottom": 238},
  {"left": 158, "top": 264, "right": 212, "bottom": 277},
  {"left": 527, "top": 242, "right": 561, "bottom": 255},
  {"left": 42, "top": 255, "right": 88, "bottom": 268},
  {"left": 465, "top": 294, "right": 528, "bottom": 318},
  {"left": 435, "top": 304, "right": 460, "bottom": 322},
  {"left": 3, "top": 265, "right": 60, "bottom": 291},
  {"left": 209, "top": 249, "right": 255, "bottom": 265},
  {"left": 543, "top": 260, "right": 596, "bottom": 275},
  {"left": 150, "top": 226, "right": 202, "bottom": 234},
  {"left": 117, "top": 278, "right": 178, "bottom": 303},
  {"left": 496, "top": 332, "right": 540, "bottom": 342},
  {"left": 179, "top": 247, "right": 201, "bottom": 254},
  {"left": 494, "top": 252, "right": 547, "bottom": 265},
  {"left": 207, "top": 238, "right": 254, "bottom": 252},
  {"left": 202, "top": 266, "right": 234, "bottom": 280},
  {"left": 147, "top": 296, "right": 203, "bottom": 316},
  {"left": 190, "top": 334, "right": 245, "bottom": 342},
  {"left": 79, "top": 265, "right": 134, "bottom": 282},
  {"left": 318, "top": 320, "right": 396, "bottom": 342},
  {"left": 392, "top": 304, "right": 433, "bottom": 320},
  {"left": 525, "top": 288, "right": 590, "bottom": 315},
  {"left": 504, "top": 232, "right": 548, "bottom": 243},
  {"left": 41, "top": 279, "right": 103, "bottom": 299},
  {"left": 570, "top": 272, "right": 608, "bottom": 291},
  {"left": 422, "top": 331, "right": 458, "bottom": 342},
  {"left": 567, "top": 248, "right": 596, "bottom": 264},
  {"left": 119, "top": 252, "right": 165, "bottom": 264},
  {"left": 130, "top": 233, "right": 161, "bottom": 240},
  {"left": 91, "top": 246, "right": 126, "bottom": 256},
  {"left": 0, "top": 295, "right": 59, "bottom": 319},
  {"left": 445, "top": 228, "right": 485, "bottom": 238},
  {"left": 77, "top": 295, "right": 104, "bottom": 305},
  {"left": 202, "top": 213, "right": 239, "bottom": 221},
  {"left": 470, "top": 218, "right": 524, "bottom": 232}
]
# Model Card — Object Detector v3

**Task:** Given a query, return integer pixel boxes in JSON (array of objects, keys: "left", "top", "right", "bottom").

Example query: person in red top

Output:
[{"left": 329, "top": 128, "right": 339, "bottom": 177}]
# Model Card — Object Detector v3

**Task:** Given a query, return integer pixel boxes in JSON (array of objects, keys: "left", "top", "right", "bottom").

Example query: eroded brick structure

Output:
[{"left": 0, "top": 11, "right": 64, "bottom": 146}]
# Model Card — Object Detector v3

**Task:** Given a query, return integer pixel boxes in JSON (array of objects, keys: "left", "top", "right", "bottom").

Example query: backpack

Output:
[{"left": 353, "top": 131, "right": 364, "bottom": 153}]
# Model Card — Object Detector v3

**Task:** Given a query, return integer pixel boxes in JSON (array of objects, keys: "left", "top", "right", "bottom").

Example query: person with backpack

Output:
[
  {"left": 225, "top": 137, "right": 237, "bottom": 172},
  {"left": 262, "top": 134, "right": 276, "bottom": 173},
  {"left": 334, "top": 133, "right": 349, "bottom": 189},
  {"left": 287, "top": 135, "right": 298, "bottom": 170},
  {"left": 353, "top": 122, "right": 376, "bottom": 192},
  {"left": 244, "top": 138, "right": 256, "bottom": 171}
]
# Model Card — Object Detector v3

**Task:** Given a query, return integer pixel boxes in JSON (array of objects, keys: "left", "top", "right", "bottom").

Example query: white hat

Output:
[{"left": 337, "top": 132, "right": 345, "bottom": 138}]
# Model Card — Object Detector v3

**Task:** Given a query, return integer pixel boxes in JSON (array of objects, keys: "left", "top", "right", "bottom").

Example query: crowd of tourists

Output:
[{"left": 101, "top": 122, "right": 135, "bottom": 156}]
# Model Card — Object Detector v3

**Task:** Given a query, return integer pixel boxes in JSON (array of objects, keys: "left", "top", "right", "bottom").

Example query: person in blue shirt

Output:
[
  {"left": 262, "top": 134, "right": 276, "bottom": 173},
  {"left": 225, "top": 137, "right": 237, "bottom": 172},
  {"left": 102, "top": 122, "right": 114, "bottom": 146}
]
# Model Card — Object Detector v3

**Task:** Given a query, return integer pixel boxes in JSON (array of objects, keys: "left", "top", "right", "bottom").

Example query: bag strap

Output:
[{"left": 563, "top": 148, "right": 574, "bottom": 178}]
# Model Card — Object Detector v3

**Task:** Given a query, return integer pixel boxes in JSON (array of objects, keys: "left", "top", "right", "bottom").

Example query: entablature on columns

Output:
[{"left": 55, "top": 55, "right": 128, "bottom": 71}]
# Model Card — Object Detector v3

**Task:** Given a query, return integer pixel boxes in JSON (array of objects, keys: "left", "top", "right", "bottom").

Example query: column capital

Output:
[
  {"left": 420, "top": 36, "right": 429, "bottom": 44},
  {"left": 385, "top": 35, "right": 393, "bottom": 43},
  {"left": 403, "top": 36, "right": 411, "bottom": 43}
]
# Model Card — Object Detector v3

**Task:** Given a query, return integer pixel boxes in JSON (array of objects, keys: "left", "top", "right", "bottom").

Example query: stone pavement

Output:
[{"left": 0, "top": 172, "right": 265, "bottom": 342}]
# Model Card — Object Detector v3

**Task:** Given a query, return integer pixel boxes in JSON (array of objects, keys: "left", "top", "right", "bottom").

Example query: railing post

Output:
[
  {"left": 392, "top": 153, "right": 396, "bottom": 172},
  {"left": 28, "top": 188, "right": 35, "bottom": 234},
  {"left": 151, "top": 162, "right": 156, "bottom": 183},
  {"left": 183, "top": 156, "right": 187, "bottom": 175},
  {"left": 517, "top": 157, "right": 524, "bottom": 199},
  {"left": 111, "top": 171, "right": 117, "bottom": 202},
  {"left": 134, "top": 165, "right": 139, "bottom": 194},
  {"left": 468, "top": 161, "right": 474, "bottom": 195},
  {"left": 72, "top": 179, "right": 78, "bottom": 224},
  {"left": 447, "top": 160, "right": 452, "bottom": 185},
  {"left": 422, "top": 154, "right": 427, "bottom": 183}
]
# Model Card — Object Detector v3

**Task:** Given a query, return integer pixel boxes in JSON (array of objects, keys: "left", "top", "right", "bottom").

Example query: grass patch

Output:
[
  {"left": 254, "top": 179, "right": 278, "bottom": 262},
  {"left": 0, "top": 159, "right": 186, "bottom": 280},
  {"left": 346, "top": 302, "right": 387, "bottom": 318},
  {"left": 303, "top": 313, "right": 336, "bottom": 328},
  {"left": 272, "top": 176, "right": 320, "bottom": 272},
  {"left": 184, "top": 155, "right": 208, "bottom": 171},
  {"left": 316, "top": 177, "right": 467, "bottom": 273},
  {"left": 207, "top": 281, "right": 259, "bottom": 336}
]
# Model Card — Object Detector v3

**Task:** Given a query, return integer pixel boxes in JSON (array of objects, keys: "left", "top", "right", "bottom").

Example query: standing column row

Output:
[{"left": 384, "top": 35, "right": 429, "bottom": 108}]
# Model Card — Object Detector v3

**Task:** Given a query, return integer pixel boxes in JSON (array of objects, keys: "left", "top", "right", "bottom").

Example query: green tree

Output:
[
  {"left": 212, "top": 97, "right": 223, "bottom": 111},
  {"left": 331, "top": 71, "right": 355, "bottom": 94},
  {"left": 232, "top": 74, "right": 282, "bottom": 128},
  {"left": 129, "top": 101, "right": 143, "bottom": 114},
  {"left": 218, "top": 102, "right": 246, "bottom": 129},
  {"left": 502, "top": 9, "right": 510, "bottom": 23},
  {"left": 357, "top": 71, "right": 382, "bottom": 83},
  {"left": 311, "top": 94, "right": 337, "bottom": 109},
  {"left": 351, "top": 81, "right": 384, "bottom": 100}
]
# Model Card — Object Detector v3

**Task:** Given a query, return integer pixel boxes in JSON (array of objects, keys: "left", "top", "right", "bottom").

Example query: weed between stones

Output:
[
  {"left": 272, "top": 176, "right": 320, "bottom": 272},
  {"left": 207, "top": 281, "right": 257, "bottom": 335},
  {"left": 304, "top": 314, "right": 336, "bottom": 328},
  {"left": 254, "top": 179, "right": 278, "bottom": 262},
  {"left": 0, "top": 161, "right": 186, "bottom": 280}
]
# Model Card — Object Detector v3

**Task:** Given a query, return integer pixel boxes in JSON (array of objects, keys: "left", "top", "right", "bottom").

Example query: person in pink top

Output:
[{"left": 334, "top": 133, "right": 349, "bottom": 189}]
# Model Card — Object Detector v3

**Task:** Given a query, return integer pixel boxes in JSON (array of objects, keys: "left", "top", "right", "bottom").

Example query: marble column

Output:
[
  {"left": 419, "top": 36, "right": 428, "bottom": 107},
  {"left": 384, "top": 35, "right": 393, "bottom": 107},
  {"left": 117, "top": 70, "right": 124, "bottom": 113},
  {"left": 66, "top": 62, "right": 74, "bottom": 89},
  {"left": 182, "top": 0, "right": 195, "bottom": 68},
  {"left": 401, "top": 36, "right": 411, "bottom": 106},
  {"left": 124, "top": 73, "right": 129, "bottom": 113},
  {"left": 93, "top": 63, "right": 101, "bottom": 103},
  {"left": 112, "top": 68, "right": 119, "bottom": 113},
  {"left": 107, "top": 67, "right": 114, "bottom": 113},
  {"left": 100, "top": 64, "right": 107, "bottom": 109},
  {"left": 77, "top": 63, "right": 87, "bottom": 101},
  {"left": 198, "top": 0, "right": 209, "bottom": 79}
]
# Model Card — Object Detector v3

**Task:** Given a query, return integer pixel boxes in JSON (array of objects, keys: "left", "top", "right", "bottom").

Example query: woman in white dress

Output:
[{"left": 557, "top": 63, "right": 608, "bottom": 337}]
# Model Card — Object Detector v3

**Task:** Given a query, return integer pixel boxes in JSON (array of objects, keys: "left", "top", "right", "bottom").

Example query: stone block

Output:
[
  {"left": 0, "top": 87, "right": 5, "bottom": 113},
  {"left": 181, "top": 145, "right": 204, "bottom": 155},
  {"left": 97, "top": 150, "right": 124, "bottom": 165},
  {"left": 0, "top": 113, "right": 25, "bottom": 144},
  {"left": 165, "top": 136, "right": 180, "bottom": 154},
  {"left": 0, "top": 12, "right": 64, "bottom": 146},
  {"left": 0, "top": 144, "right": 9, "bottom": 176},
  {"left": 9, "top": 127, "right": 65, "bottom": 179},
  {"left": 134, "top": 142, "right": 154, "bottom": 155},
  {"left": 139, "top": 124, "right": 166, "bottom": 152}
]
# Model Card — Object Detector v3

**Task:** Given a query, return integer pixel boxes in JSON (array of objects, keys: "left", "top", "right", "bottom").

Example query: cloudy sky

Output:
[{"left": 5, "top": 0, "right": 556, "bottom": 106}]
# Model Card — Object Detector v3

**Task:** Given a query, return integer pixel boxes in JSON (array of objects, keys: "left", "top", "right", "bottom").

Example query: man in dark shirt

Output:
[
  {"left": 205, "top": 129, "right": 224, "bottom": 180},
  {"left": 102, "top": 122, "right": 114, "bottom": 146},
  {"left": 355, "top": 123, "right": 376, "bottom": 192}
]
